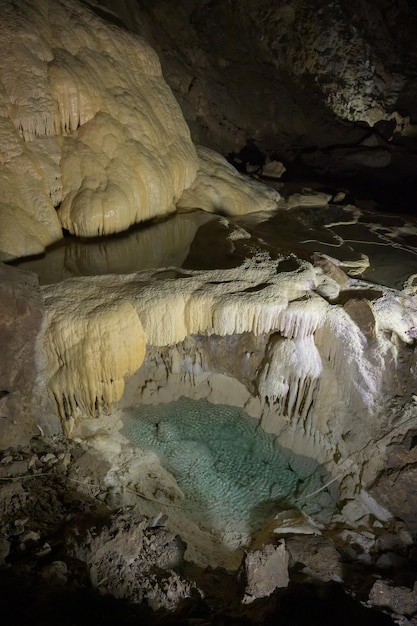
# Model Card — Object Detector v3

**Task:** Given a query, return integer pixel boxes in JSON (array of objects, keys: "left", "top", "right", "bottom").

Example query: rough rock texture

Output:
[
  {"left": 240, "top": 541, "right": 289, "bottom": 603},
  {"left": 0, "top": 264, "right": 59, "bottom": 448},
  {"left": 285, "top": 535, "right": 343, "bottom": 583},
  {"left": 91, "top": 0, "right": 417, "bottom": 197},
  {"left": 0, "top": 436, "right": 405, "bottom": 625},
  {"left": 369, "top": 429, "right": 417, "bottom": 533},
  {"left": 67, "top": 507, "right": 195, "bottom": 611},
  {"left": 369, "top": 580, "right": 417, "bottom": 618}
]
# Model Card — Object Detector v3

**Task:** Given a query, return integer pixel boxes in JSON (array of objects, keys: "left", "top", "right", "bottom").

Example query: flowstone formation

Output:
[
  {"left": 1, "top": 0, "right": 417, "bottom": 620},
  {"left": 0, "top": 0, "right": 285, "bottom": 263},
  {"left": 177, "top": 145, "right": 280, "bottom": 215},
  {"left": 0, "top": 0, "right": 197, "bottom": 259},
  {"left": 34, "top": 253, "right": 417, "bottom": 520}
]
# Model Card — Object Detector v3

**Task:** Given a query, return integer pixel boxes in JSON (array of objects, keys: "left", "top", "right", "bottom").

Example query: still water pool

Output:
[{"left": 122, "top": 397, "right": 336, "bottom": 536}]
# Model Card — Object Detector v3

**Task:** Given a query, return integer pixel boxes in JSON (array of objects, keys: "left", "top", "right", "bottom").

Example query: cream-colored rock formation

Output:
[
  {"left": 2, "top": 0, "right": 417, "bottom": 577},
  {"left": 177, "top": 146, "right": 281, "bottom": 215},
  {"left": 40, "top": 255, "right": 318, "bottom": 418},
  {"left": 0, "top": 0, "right": 197, "bottom": 259},
  {"left": 0, "top": 0, "right": 289, "bottom": 262},
  {"left": 37, "top": 255, "right": 417, "bottom": 501},
  {"left": 42, "top": 277, "right": 146, "bottom": 421}
]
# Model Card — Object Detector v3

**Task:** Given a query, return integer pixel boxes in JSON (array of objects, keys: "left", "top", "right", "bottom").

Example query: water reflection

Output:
[
  {"left": 236, "top": 204, "right": 417, "bottom": 290},
  {"left": 13, "top": 201, "right": 417, "bottom": 291},
  {"left": 14, "top": 210, "right": 215, "bottom": 285}
]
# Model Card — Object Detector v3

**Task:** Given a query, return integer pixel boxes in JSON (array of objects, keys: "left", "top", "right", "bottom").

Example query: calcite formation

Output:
[
  {"left": 42, "top": 277, "right": 146, "bottom": 420},
  {"left": 38, "top": 256, "right": 417, "bottom": 470},
  {"left": 0, "top": 0, "right": 197, "bottom": 258},
  {"left": 177, "top": 145, "right": 280, "bottom": 215},
  {"left": 0, "top": 0, "right": 291, "bottom": 263},
  {"left": 40, "top": 255, "right": 325, "bottom": 418}
]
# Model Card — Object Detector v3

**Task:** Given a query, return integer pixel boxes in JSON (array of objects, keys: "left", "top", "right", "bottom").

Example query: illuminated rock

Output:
[
  {"left": 0, "top": 0, "right": 197, "bottom": 258},
  {"left": 177, "top": 145, "right": 281, "bottom": 215},
  {"left": 38, "top": 254, "right": 417, "bottom": 435},
  {"left": 241, "top": 541, "right": 289, "bottom": 603},
  {"left": 42, "top": 276, "right": 146, "bottom": 421}
]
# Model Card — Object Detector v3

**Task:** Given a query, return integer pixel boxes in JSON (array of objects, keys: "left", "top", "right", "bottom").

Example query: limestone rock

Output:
[
  {"left": 369, "top": 580, "right": 417, "bottom": 617},
  {"left": 67, "top": 507, "right": 193, "bottom": 611},
  {"left": 272, "top": 509, "right": 323, "bottom": 536},
  {"left": 343, "top": 298, "right": 377, "bottom": 341},
  {"left": 241, "top": 541, "right": 289, "bottom": 604},
  {"left": 0, "top": 264, "right": 60, "bottom": 448},
  {"left": 286, "top": 536, "right": 343, "bottom": 582},
  {"left": 258, "top": 332, "right": 323, "bottom": 417},
  {"left": 312, "top": 253, "right": 349, "bottom": 286},
  {"left": 262, "top": 160, "right": 286, "bottom": 179},
  {"left": 41, "top": 276, "right": 146, "bottom": 419},
  {"left": 370, "top": 432, "right": 417, "bottom": 533},
  {"left": 253, "top": 509, "right": 322, "bottom": 549},
  {"left": 286, "top": 190, "right": 332, "bottom": 209}
]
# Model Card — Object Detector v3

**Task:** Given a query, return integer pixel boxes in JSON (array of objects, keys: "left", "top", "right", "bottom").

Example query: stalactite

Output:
[
  {"left": 39, "top": 257, "right": 417, "bottom": 420},
  {"left": 315, "top": 307, "right": 377, "bottom": 413},
  {"left": 258, "top": 335, "right": 323, "bottom": 415},
  {"left": 42, "top": 278, "right": 146, "bottom": 419}
]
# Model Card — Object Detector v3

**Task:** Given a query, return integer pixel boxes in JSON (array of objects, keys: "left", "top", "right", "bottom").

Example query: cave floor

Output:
[{"left": 0, "top": 434, "right": 411, "bottom": 626}]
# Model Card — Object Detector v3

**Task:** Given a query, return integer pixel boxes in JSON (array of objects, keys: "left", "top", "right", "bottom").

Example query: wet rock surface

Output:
[{"left": 0, "top": 435, "right": 416, "bottom": 624}]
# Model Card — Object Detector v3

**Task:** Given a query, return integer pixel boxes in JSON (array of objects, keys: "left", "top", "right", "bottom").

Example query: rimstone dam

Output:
[{"left": 1, "top": 1, "right": 417, "bottom": 623}]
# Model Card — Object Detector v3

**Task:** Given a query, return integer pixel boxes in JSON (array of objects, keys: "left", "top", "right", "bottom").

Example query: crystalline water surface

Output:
[{"left": 122, "top": 397, "right": 335, "bottom": 535}]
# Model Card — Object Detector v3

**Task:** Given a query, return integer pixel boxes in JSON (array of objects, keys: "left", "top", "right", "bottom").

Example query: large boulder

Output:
[{"left": 0, "top": 264, "right": 59, "bottom": 447}]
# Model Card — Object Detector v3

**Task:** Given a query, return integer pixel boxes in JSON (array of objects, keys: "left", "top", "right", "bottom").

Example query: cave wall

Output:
[
  {"left": 0, "top": 264, "right": 60, "bottom": 448},
  {"left": 89, "top": 0, "right": 417, "bottom": 195}
]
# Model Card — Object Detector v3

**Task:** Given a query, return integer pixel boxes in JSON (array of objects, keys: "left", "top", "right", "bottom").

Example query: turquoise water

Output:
[{"left": 122, "top": 397, "right": 335, "bottom": 535}]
